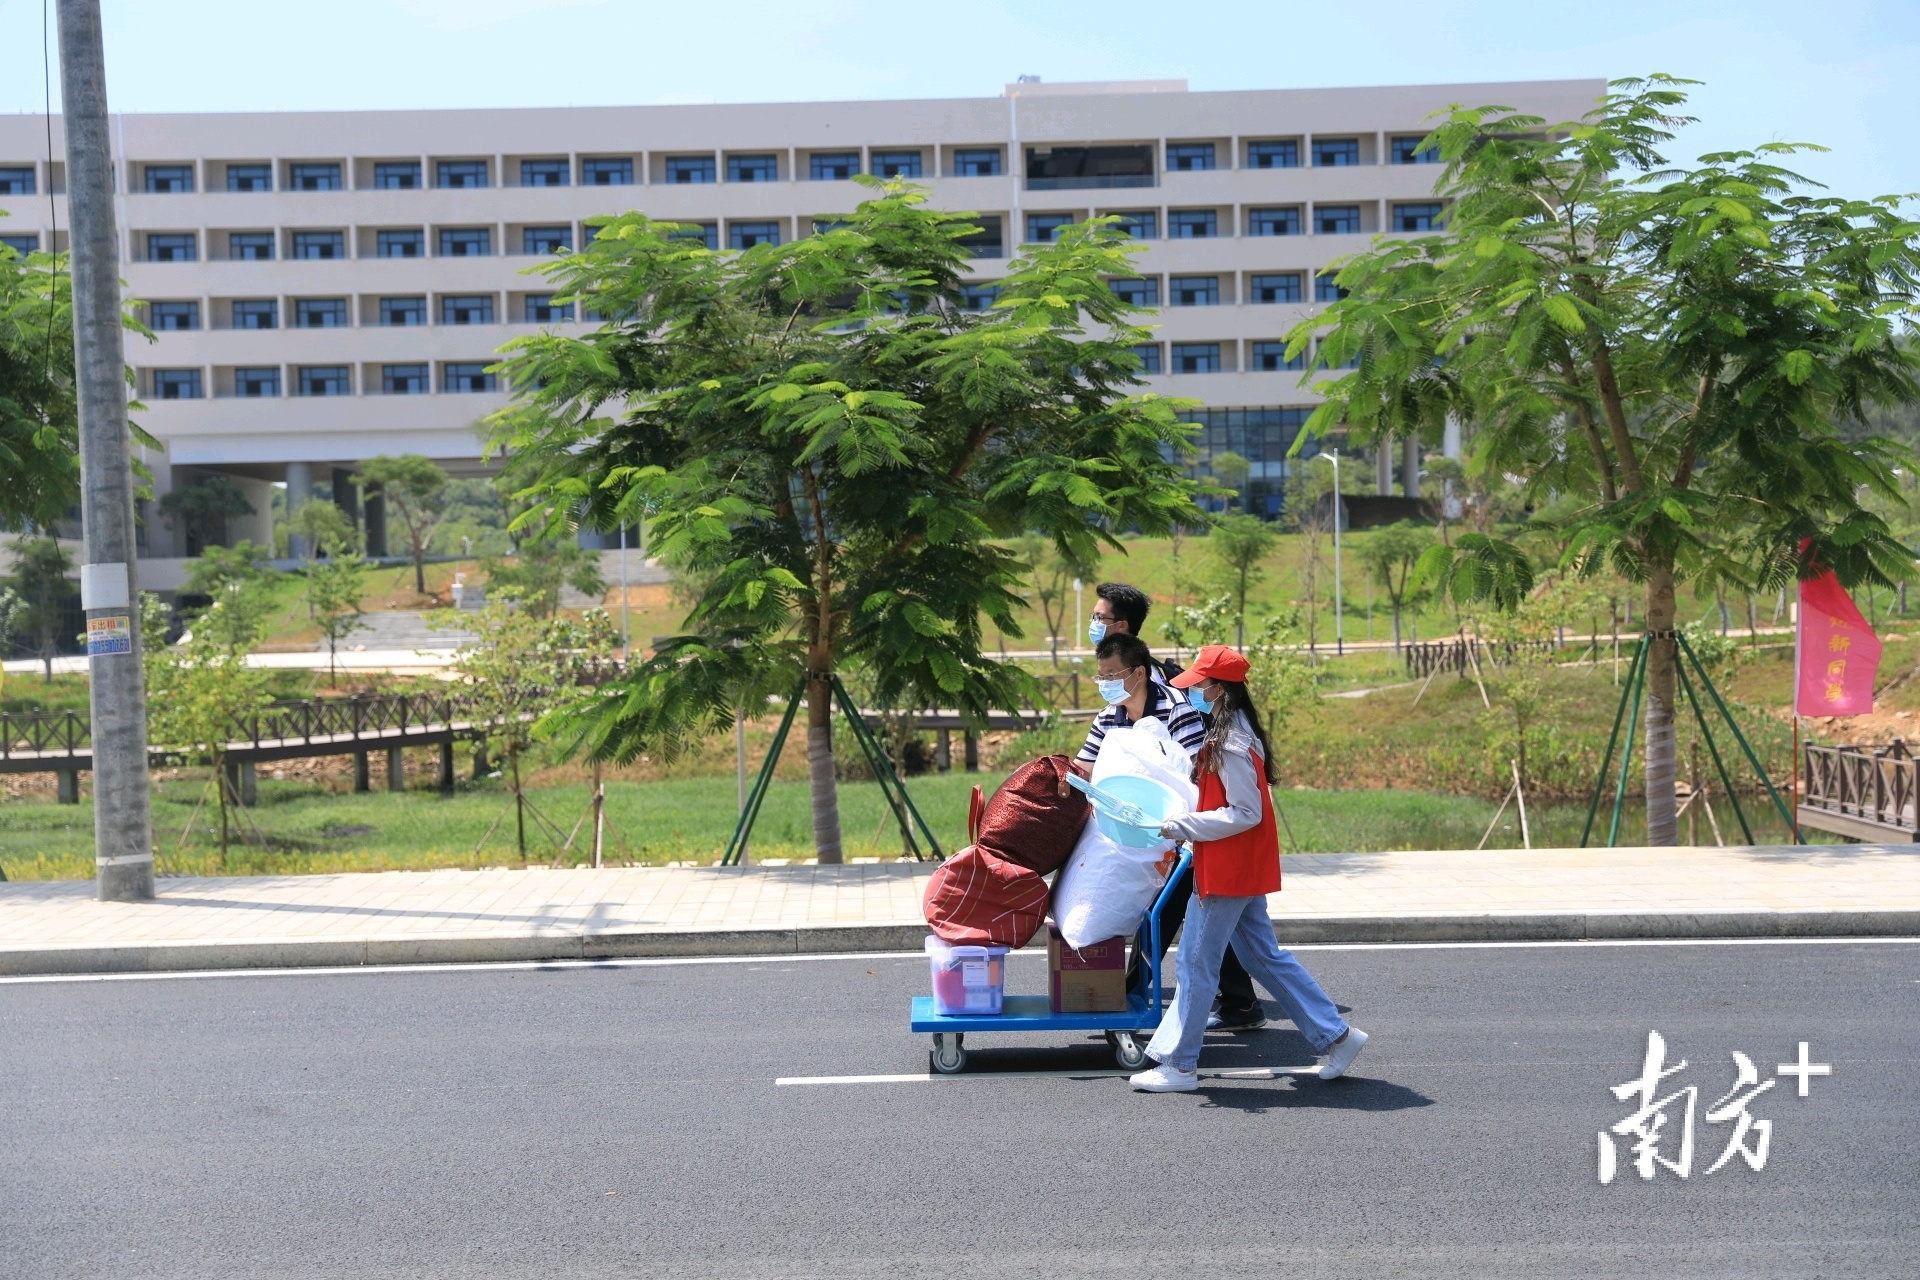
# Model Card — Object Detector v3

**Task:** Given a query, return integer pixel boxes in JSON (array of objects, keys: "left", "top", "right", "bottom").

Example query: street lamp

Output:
[{"left": 1314, "top": 451, "right": 1343, "bottom": 656}]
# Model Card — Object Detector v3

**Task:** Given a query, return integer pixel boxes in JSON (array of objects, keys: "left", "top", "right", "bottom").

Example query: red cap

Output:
[{"left": 1168, "top": 644, "right": 1250, "bottom": 687}]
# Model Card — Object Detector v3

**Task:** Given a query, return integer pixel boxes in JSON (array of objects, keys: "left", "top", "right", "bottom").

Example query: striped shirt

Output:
[{"left": 1076, "top": 667, "right": 1208, "bottom": 765}]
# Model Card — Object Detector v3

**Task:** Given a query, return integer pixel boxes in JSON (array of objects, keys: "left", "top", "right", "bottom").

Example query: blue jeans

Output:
[{"left": 1145, "top": 891, "right": 1349, "bottom": 1072}]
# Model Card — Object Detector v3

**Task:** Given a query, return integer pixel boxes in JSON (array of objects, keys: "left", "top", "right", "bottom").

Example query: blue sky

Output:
[{"left": 1, "top": 0, "right": 1915, "bottom": 199}]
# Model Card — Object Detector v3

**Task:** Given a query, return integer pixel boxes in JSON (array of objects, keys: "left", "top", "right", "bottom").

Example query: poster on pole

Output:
[{"left": 1795, "top": 569, "right": 1881, "bottom": 717}]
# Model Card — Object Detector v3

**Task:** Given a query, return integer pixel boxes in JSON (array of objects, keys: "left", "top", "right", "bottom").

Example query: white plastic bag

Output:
[{"left": 1050, "top": 721, "right": 1197, "bottom": 949}]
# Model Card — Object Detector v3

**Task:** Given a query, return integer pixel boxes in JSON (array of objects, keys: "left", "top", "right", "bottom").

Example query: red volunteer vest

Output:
[{"left": 1191, "top": 746, "right": 1282, "bottom": 898}]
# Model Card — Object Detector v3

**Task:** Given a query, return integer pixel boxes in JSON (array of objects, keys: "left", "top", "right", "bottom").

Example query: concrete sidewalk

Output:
[{"left": 4, "top": 842, "right": 1918, "bottom": 977}]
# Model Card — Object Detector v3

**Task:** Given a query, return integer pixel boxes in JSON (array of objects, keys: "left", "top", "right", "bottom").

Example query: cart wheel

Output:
[
  {"left": 1110, "top": 1031, "right": 1149, "bottom": 1070},
  {"left": 931, "top": 1033, "right": 967, "bottom": 1075}
]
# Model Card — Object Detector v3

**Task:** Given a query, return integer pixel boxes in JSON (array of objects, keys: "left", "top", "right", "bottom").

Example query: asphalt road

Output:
[{"left": 3, "top": 939, "right": 1916, "bottom": 1279}]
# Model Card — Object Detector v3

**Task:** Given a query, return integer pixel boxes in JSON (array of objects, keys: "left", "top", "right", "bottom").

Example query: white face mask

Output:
[{"left": 1096, "top": 671, "right": 1134, "bottom": 704}]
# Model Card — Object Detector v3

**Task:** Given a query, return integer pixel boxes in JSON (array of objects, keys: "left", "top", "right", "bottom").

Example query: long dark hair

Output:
[{"left": 1198, "top": 679, "right": 1280, "bottom": 785}]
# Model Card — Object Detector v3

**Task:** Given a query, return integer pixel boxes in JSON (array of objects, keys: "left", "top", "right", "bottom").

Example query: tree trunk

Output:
[
  {"left": 807, "top": 674, "right": 843, "bottom": 864},
  {"left": 511, "top": 749, "right": 526, "bottom": 858},
  {"left": 1391, "top": 604, "right": 1402, "bottom": 651},
  {"left": 1643, "top": 565, "right": 1679, "bottom": 845},
  {"left": 413, "top": 545, "right": 427, "bottom": 595}
]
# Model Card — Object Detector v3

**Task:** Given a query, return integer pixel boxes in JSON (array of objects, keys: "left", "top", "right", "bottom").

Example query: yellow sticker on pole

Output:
[{"left": 86, "top": 614, "right": 133, "bottom": 656}]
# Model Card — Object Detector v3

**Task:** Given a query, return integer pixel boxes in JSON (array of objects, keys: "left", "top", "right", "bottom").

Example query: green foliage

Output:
[
  {"left": 1208, "top": 514, "right": 1279, "bottom": 647},
  {"left": 1415, "top": 534, "right": 1536, "bottom": 613},
  {"left": 1361, "top": 521, "right": 1435, "bottom": 648},
  {"left": 1016, "top": 533, "right": 1078, "bottom": 664},
  {"left": 483, "top": 534, "right": 606, "bottom": 619},
  {"left": 1208, "top": 449, "right": 1251, "bottom": 508},
  {"left": 306, "top": 554, "right": 367, "bottom": 686},
  {"left": 1160, "top": 594, "right": 1317, "bottom": 734},
  {"left": 431, "top": 477, "right": 515, "bottom": 557},
  {"left": 359, "top": 455, "right": 449, "bottom": 593},
  {"left": 160, "top": 476, "right": 256, "bottom": 553},
  {"left": 4, "top": 535, "right": 73, "bottom": 679},
  {"left": 181, "top": 541, "right": 277, "bottom": 658},
  {"left": 287, "top": 500, "right": 359, "bottom": 560},
  {"left": 487, "top": 182, "right": 1202, "bottom": 859}
]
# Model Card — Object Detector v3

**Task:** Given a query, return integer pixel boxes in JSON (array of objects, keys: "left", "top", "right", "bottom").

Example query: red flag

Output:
[{"left": 1795, "top": 567, "right": 1881, "bottom": 717}]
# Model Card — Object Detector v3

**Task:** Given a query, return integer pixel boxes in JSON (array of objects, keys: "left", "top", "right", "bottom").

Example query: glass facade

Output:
[{"left": 1177, "top": 406, "right": 1313, "bottom": 516}]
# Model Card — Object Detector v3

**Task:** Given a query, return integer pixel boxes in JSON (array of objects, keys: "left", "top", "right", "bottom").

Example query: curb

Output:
[{"left": 3, "top": 911, "right": 1917, "bottom": 977}]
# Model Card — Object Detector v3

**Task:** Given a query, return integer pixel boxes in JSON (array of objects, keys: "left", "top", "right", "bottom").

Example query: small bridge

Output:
[{"left": 1798, "top": 741, "right": 1919, "bottom": 842}]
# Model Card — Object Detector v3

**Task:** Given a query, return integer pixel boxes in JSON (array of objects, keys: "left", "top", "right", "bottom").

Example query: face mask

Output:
[
  {"left": 1097, "top": 674, "right": 1132, "bottom": 705},
  {"left": 1087, "top": 619, "right": 1107, "bottom": 645},
  {"left": 1187, "top": 687, "right": 1214, "bottom": 714}
]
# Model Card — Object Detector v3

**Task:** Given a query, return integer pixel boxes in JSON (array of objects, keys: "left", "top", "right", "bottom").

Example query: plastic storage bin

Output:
[{"left": 926, "top": 935, "right": 1009, "bottom": 1016}]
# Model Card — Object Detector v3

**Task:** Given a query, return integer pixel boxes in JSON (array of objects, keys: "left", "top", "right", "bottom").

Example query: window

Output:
[
  {"left": 441, "top": 295, "right": 495, "bottom": 326},
  {"left": 1247, "top": 140, "right": 1299, "bottom": 170},
  {"left": 665, "top": 155, "right": 715, "bottom": 184},
  {"left": 1172, "top": 343, "right": 1220, "bottom": 374},
  {"left": 1250, "top": 273, "right": 1303, "bottom": 304},
  {"left": 1315, "top": 205, "right": 1361, "bottom": 235},
  {"left": 729, "top": 221, "right": 780, "bottom": 250},
  {"left": 953, "top": 148, "right": 1001, "bottom": 177},
  {"left": 1025, "top": 144, "right": 1153, "bottom": 190},
  {"left": 1131, "top": 344, "right": 1162, "bottom": 375},
  {"left": 289, "top": 163, "right": 342, "bottom": 191},
  {"left": 376, "top": 228, "right": 424, "bottom": 258},
  {"left": 521, "top": 225, "right": 572, "bottom": 256},
  {"left": 379, "top": 297, "right": 427, "bottom": 327},
  {"left": 291, "top": 230, "right": 344, "bottom": 260},
  {"left": 525, "top": 294, "right": 573, "bottom": 323},
  {"left": 811, "top": 218, "right": 852, "bottom": 236},
  {"left": 152, "top": 369, "right": 202, "bottom": 399},
  {"left": 519, "top": 158, "right": 569, "bottom": 187},
  {"left": 1312, "top": 137, "right": 1361, "bottom": 167},
  {"left": 958, "top": 216, "right": 1002, "bottom": 259},
  {"left": 871, "top": 150, "right": 922, "bottom": 179},
  {"left": 727, "top": 154, "right": 779, "bottom": 183},
  {"left": 809, "top": 152, "right": 860, "bottom": 181},
  {"left": 294, "top": 298, "right": 348, "bottom": 329},
  {"left": 438, "top": 227, "right": 491, "bottom": 257},
  {"left": 444, "top": 362, "right": 496, "bottom": 393},
  {"left": 225, "top": 163, "right": 271, "bottom": 192},
  {"left": 1248, "top": 206, "right": 1302, "bottom": 237},
  {"left": 581, "top": 157, "right": 633, "bottom": 186},
  {"left": 146, "top": 233, "right": 196, "bottom": 262},
  {"left": 143, "top": 165, "right": 193, "bottom": 193},
  {"left": 1391, "top": 136, "right": 1440, "bottom": 165},
  {"left": 234, "top": 367, "right": 280, "bottom": 398},
  {"left": 1168, "top": 209, "right": 1217, "bottom": 239},
  {"left": 1026, "top": 213, "right": 1073, "bottom": 243},
  {"left": 1315, "top": 272, "right": 1348, "bottom": 303},
  {"left": 1111, "top": 211, "right": 1157, "bottom": 240},
  {"left": 297, "top": 366, "right": 351, "bottom": 397},
  {"left": 230, "top": 299, "right": 276, "bottom": 330},
  {"left": 1251, "top": 341, "right": 1305, "bottom": 371},
  {"left": 1170, "top": 275, "right": 1219, "bottom": 307},
  {"left": 670, "top": 222, "right": 719, "bottom": 250},
  {"left": 149, "top": 301, "right": 199, "bottom": 331},
  {"left": 1, "top": 234, "right": 38, "bottom": 256},
  {"left": 959, "top": 284, "right": 1000, "bottom": 312},
  {"left": 374, "top": 161, "right": 421, "bottom": 190},
  {"left": 1176, "top": 406, "right": 1312, "bottom": 516},
  {"left": 1108, "top": 277, "right": 1159, "bottom": 307},
  {"left": 0, "top": 167, "right": 35, "bottom": 195},
  {"left": 1392, "top": 201, "right": 1445, "bottom": 232},
  {"left": 228, "top": 232, "right": 273, "bottom": 261},
  {"left": 1166, "top": 143, "right": 1215, "bottom": 172},
  {"left": 436, "top": 160, "right": 488, "bottom": 189},
  {"left": 382, "top": 364, "right": 429, "bottom": 395}
]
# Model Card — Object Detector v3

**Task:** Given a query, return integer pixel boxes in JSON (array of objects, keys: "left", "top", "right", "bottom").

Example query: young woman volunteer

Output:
[{"left": 1130, "top": 643, "right": 1369, "bottom": 1093}]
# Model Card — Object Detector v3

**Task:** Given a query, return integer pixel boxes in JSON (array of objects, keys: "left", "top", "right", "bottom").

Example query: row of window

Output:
[
  {"left": 143, "top": 293, "right": 572, "bottom": 329},
  {"left": 147, "top": 363, "right": 498, "bottom": 399},
  {"left": 115, "top": 201, "right": 1445, "bottom": 266},
  {"left": 1129, "top": 340, "right": 1353, "bottom": 375},
  {"left": 0, "top": 138, "right": 1438, "bottom": 198}
]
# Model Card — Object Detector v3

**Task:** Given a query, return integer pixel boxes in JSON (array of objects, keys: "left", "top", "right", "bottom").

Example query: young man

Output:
[
  {"left": 1073, "top": 628, "right": 1267, "bottom": 1030},
  {"left": 1089, "top": 582, "right": 1183, "bottom": 685}
]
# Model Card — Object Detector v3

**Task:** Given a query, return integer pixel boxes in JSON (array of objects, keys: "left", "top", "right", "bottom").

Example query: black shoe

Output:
[{"left": 1206, "top": 1004, "right": 1268, "bottom": 1031}]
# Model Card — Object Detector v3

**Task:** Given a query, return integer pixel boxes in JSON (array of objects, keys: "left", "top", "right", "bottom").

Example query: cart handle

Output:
[{"left": 1142, "top": 846, "right": 1193, "bottom": 1023}]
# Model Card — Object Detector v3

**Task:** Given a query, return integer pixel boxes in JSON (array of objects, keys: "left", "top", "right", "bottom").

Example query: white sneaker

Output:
[
  {"left": 1318, "top": 1027, "right": 1368, "bottom": 1080},
  {"left": 1130, "top": 1063, "right": 1200, "bottom": 1092}
]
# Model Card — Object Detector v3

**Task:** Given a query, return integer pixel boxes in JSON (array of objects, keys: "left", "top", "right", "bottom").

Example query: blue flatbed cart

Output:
[{"left": 910, "top": 849, "right": 1191, "bottom": 1074}]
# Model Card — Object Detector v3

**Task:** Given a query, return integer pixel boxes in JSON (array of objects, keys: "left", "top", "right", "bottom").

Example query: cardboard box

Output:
[{"left": 1049, "top": 926, "right": 1130, "bottom": 1013}]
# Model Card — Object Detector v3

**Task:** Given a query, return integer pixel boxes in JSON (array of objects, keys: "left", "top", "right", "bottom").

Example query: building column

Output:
[
  {"left": 353, "top": 750, "right": 370, "bottom": 793},
  {"left": 1402, "top": 435, "right": 1420, "bottom": 500},
  {"left": 332, "top": 466, "right": 362, "bottom": 530},
  {"left": 56, "top": 769, "right": 80, "bottom": 805},
  {"left": 438, "top": 740, "right": 455, "bottom": 794},
  {"left": 1376, "top": 436, "right": 1393, "bottom": 496},
  {"left": 1443, "top": 412, "right": 1463, "bottom": 461},
  {"left": 363, "top": 480, "right": 388, "bottom": 558},
  {"left": 963, "top": 730, "right": 979, "bottom": 773},
  {"left": 387, "top": 746, "right": 406, "bottom": 793},
  {"left": 285, "top": 461, "right": 314, "bottom": 560}
]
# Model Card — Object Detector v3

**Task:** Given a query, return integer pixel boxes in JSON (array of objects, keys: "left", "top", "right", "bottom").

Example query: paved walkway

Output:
[{"left": 3, "top": 842, "right": 1917, "bottom": 976}]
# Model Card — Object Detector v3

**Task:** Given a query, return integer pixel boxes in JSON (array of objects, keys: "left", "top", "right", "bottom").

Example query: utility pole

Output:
[{"left": 59, "top": 0, "right": 155, "bottom": 901}]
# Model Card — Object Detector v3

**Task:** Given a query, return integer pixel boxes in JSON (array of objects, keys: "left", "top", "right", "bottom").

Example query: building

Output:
[{"left": 0, "top": 75, "right": 1602, "bottom": 565}]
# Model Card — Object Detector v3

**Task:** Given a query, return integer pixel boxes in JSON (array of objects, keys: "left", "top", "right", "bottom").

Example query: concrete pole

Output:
[
  {"left": 59, "top": 0, "right": 154, "bottom": 902},
  {"left": 1402, "top": 436, "right": 1421, "bottom": 500},
  {"left": 285, "top": 461, "right": 313, "bottom": 559},
  {"left": 1375, "top": 435, "right": 1393, "bottom": 495}
]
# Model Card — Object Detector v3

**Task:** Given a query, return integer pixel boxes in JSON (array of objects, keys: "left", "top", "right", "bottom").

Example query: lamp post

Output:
[{"left": 1314, "top": 451, "right": 1343, "bottom": 656}]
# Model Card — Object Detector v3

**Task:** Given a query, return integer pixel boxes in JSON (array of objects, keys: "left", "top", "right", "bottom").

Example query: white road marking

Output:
[
  {"left": 2, "top": 934, "right": 1915, "bottom": 986},
  {"left": 774, "top": 1066, "right": 1324, "bottom": 1086}
]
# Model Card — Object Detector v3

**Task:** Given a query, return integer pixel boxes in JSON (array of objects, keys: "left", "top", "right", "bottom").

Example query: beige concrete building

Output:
[{"left": 0, "top": 75, "right": 1602, "bottom": 557}]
